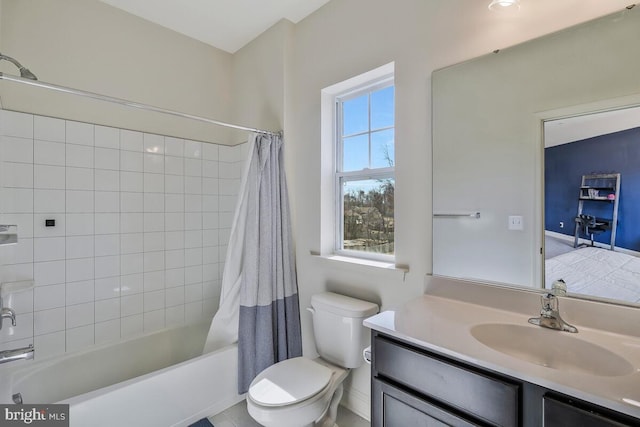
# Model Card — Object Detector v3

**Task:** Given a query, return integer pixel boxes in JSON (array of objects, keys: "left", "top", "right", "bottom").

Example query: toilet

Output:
[{"left": 246, "top": 292, "right": 379, "bottom": 427}]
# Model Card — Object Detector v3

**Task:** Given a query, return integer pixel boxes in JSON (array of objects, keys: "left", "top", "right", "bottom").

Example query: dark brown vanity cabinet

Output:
[
  {"left": 542, "top": 395, "right": 640, "bottom": 427},
  {"left": 371, "top": 332, "right": 640, "bottom": 427}
]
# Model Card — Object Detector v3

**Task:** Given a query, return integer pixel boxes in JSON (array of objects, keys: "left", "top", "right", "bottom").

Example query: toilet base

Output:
[{"left": 314, "top": 383, "right": 343, "bottom": 427}]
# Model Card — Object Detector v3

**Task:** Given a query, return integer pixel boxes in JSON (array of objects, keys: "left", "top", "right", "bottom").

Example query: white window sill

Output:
[{"left": 310, "top": 252, "right": 409, "bottom": 277}]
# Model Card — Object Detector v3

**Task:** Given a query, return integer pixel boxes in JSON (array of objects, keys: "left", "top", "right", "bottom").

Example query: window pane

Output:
[
  {"left": 342, "top": 94, "right": 369, "bottom": 136},
  {"left": 371, "top": 86, "right": 394, "bottom": 130},
  {"left": 343, "top": 178, "right": 394, "bottom": 255},
  {"left": 342, "top": 134, "right": 369, "bottom": 171},
  {"left": 371, "top": 129, "right": 394, "bottom": 168}
]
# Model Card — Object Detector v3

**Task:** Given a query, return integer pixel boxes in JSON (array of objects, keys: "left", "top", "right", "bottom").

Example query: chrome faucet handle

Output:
[
  {"left": 540, "top": 293, "right": 557, "bottom": 317},
  {"left": 529, "top": 292, "right": 578, "bottom": 333},
  {"left": 0, "top": 281, "right": 33, "bottom": 330},
  {"left": 0, "top": 307, "right": 17, "bottom": 329}
]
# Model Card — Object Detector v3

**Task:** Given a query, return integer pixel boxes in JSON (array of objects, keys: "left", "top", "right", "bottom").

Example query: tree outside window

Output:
[{"left": 336, "top": 81, "right": 395, "bottom": 259}]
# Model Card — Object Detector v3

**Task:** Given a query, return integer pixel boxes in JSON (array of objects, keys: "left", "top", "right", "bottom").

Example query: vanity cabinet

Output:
[
  {"left": 371, "top": 331, "right": 640, "bottom": 427},
  {"left": 372, "top": 378, "right": 482, "bottom": 426}
]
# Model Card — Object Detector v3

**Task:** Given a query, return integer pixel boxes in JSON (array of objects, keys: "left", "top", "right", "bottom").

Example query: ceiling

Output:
[
  {"left": 98, "top": 1, "right": 634, "bottom": 55},
  {"left": 99, "top": 0, "right": 331, "bottom": 53},
  {"left": 545, "top": 106, "right": 640, "bottom": 147}
]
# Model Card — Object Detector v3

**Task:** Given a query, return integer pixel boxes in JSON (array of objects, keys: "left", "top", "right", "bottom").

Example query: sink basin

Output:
[{"left": 470, "top": 323, "right": 634, "bottom": 377}]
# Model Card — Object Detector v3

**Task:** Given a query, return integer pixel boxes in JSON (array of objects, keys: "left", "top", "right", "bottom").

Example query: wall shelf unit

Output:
[{"left": 573, "top": 173, "right": 620, "bottom": 250}]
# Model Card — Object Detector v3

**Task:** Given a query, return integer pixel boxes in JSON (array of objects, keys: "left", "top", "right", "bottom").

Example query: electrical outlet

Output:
[{"left": 508, "top": 215, "right": 523, "bottom": 230}]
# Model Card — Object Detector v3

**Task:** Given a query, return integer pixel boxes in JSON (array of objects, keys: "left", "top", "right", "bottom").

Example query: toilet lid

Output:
[{"left": 248, "top": 357, "right": 333, "bottom": 407}]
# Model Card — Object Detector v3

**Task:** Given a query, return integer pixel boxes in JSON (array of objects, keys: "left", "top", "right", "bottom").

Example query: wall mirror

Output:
[{"left": 432, "top": 6, "right": 640, "bottom": 306}]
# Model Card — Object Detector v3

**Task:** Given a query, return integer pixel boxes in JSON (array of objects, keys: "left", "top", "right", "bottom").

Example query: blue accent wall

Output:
[{"left": 545, "top": 127, "right": 640, "bottom": 252}]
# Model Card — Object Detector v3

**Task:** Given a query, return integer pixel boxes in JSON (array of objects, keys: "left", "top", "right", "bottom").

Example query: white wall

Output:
[
  {"left": 286, "top": 0, "right": 634, "bottom": 417},
  {"left": 230, "top": 19, "right": 294, "bottom": 144},
  {"left": 0, "top": 109, "right": 245, "bottom": 359},
  {"left": 0, "top": 0, "right": 233, "bottom": 144}
]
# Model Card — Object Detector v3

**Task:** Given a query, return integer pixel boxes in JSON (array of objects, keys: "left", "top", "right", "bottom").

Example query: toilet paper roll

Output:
[{"left": 363, "top": 346, "right": 372, "bottom": 364}]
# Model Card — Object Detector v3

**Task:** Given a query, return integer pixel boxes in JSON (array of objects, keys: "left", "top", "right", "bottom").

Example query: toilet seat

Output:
[
  {"left": 248, "top": 357, "right": 333, "bottom": 407},
  {"left": 247, "top": 358, "right": 348, "bottom": 427}
]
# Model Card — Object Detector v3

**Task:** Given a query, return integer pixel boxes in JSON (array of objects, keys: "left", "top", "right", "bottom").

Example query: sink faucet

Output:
[{"left": 528, "top": 293, "right": 578, "bottom": 333}]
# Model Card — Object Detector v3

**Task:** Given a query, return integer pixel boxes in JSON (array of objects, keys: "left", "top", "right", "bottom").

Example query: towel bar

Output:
[{"left": 433, "top": 212, "right": 481, "bottom": 219}]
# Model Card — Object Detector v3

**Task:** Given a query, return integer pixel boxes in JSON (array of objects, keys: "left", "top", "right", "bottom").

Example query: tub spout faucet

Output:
[
  {"left": 528, "top": 293, "right": 578, "bottom": 333},
  {"left": 0, "top": 344, "right": 34, "bottom": 364}
]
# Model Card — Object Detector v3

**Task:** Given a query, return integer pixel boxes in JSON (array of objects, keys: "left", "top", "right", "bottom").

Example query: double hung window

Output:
[{"left": 335, "top": 78, "right": 395, "bottom": 260}]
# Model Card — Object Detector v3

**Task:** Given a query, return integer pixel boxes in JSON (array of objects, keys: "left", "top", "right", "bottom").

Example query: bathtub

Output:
[{"left": 0, "top": 322, "right": 243, "bottom": 427}]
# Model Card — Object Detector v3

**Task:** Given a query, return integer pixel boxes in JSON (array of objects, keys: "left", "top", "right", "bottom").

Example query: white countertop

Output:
[{"left": 364, "top": 295, "right": 640, "bottom": 419}]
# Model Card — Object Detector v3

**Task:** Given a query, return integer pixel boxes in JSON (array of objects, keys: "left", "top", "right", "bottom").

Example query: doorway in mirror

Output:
[{"left": 544, "top": 105, "right": 640, "bottom": 304}]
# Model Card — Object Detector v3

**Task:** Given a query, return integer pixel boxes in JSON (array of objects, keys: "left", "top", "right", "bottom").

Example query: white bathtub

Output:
[{"left": 0, "top": 322, "right": 243, "bottom": 427}]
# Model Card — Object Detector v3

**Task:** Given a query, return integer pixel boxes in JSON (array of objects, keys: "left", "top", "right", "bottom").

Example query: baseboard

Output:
[
  {"left": 341, "top": 386, "right": 370, "bottom": 421},
  {"left": 545, "top": 230, "right": 574, "bottom": 242},
  {"left": 175, "top": 394, "right": 245, "bottom": 427},
  {"left": 545, "top": 230, "right": 640, "bottom": 257}
]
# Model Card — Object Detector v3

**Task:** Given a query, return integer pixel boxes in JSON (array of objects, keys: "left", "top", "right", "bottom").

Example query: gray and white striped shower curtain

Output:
[{"left": 203, "top": 132, "right": 302, "bottom": 394}]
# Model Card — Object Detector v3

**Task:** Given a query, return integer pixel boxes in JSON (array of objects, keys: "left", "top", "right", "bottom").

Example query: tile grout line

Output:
[
  {"left": 31, "top": 115, "right": 36, "bottom": 350},
  {"left": 63, "top": 120, "right": 68, "bottom": 353},
  {"left": 92, "top": 123, "right": 96, "bottom": 345}
]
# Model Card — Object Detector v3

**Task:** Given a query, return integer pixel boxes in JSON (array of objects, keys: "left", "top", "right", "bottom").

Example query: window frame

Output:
[{"left": 334, "top": 76, "right": 395, "bottom": 262}]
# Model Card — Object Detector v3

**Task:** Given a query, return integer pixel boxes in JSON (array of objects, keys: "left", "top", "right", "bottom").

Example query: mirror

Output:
[
  {"left": 544, "top": 106, "right": 640, "bottom": 303},
  {"left": 432, "top": 6, "right": 640, "bottom": 306}
]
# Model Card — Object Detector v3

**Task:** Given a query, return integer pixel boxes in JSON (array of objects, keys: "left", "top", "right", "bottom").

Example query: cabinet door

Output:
[
  {"left": 543, "top": 396, "right": 638, "bottom": 427},
  {"left": 374, "top": 335, "right": 520, "bottom": 427},
  {"left": 372, "top": 378, "right": 482, "bottom": 427}
]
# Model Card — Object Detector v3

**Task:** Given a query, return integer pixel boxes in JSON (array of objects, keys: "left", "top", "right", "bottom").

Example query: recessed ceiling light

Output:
[{"left": 488, "top": 0, "right": 521, "bottom": 11}]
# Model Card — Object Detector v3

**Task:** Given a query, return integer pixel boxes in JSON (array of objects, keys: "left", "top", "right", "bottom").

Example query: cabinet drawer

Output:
[
  {"left": 543, "top": 396, "right": 638, "bottom": 427},
  {"left": 373, "top": 378, "right": 482, "bottom": 427},
  {"left": 374, "top": 335, "right": 520, "bottom": 427}
]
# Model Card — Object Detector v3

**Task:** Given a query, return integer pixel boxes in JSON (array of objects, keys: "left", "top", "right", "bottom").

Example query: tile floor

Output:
[{"left": 209, "top": 400, "right": 370, "bottom": 427}]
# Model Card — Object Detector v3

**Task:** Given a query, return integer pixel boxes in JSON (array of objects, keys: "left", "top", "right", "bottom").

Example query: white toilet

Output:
[{"left": 246, "top": 292, "right": 379, "bottom": 427}]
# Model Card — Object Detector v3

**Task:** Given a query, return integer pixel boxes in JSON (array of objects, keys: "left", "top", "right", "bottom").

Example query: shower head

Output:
[
  {"left": 0, "top": 53, "right": 37, "bottom": 80},
  {"left": 19, "top": 67, "right": 38, "bottom": 81}
]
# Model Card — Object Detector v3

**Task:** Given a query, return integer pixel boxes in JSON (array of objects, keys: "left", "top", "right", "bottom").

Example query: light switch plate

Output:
[{"left": 508, "top": 215, "right": 523, "bottom": 230}]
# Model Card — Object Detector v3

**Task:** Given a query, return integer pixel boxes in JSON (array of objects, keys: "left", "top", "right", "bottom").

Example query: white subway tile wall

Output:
[{"left": 0, "top": 110, "right": 245, "bottom": 359}]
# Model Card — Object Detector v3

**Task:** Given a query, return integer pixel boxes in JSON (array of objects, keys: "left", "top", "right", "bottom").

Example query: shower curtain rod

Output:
[{"left": 0, "top": 72, "right": 281, "bottom": 137}]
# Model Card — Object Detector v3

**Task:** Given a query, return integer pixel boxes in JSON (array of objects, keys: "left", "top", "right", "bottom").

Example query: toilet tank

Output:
[{"left": 310, "top": 292, "right": 379, "bottom": 368}]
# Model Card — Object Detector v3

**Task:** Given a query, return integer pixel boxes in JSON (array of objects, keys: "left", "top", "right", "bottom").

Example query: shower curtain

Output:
[{"left": 203, "top": 132, "right": 302, "bottom": 394}]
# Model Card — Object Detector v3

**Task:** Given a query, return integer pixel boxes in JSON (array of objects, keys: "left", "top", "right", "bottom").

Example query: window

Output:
[{"left": 335, "top": 78, "right": 395, "bottom": 260}]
